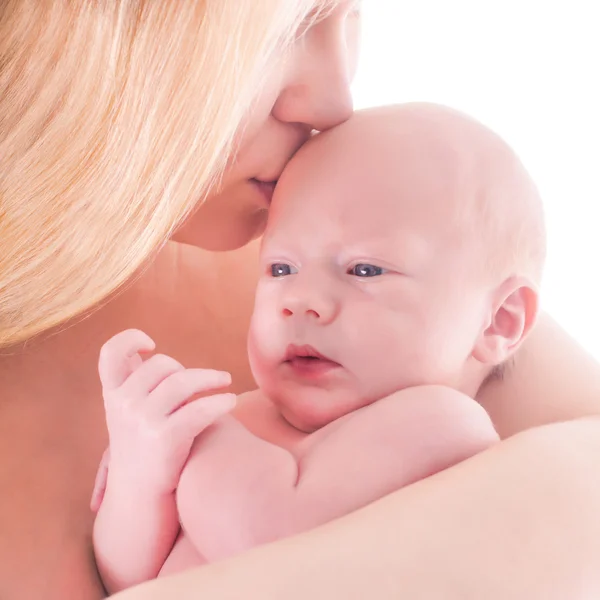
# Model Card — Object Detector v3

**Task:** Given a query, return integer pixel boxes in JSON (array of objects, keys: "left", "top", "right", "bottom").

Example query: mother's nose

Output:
[{"left": 272, "top": 10, "right": 355, "bottom": 132}]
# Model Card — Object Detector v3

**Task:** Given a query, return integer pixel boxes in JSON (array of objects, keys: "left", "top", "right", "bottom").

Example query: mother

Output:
[{"left": 1, "top": 2, "right": 600, "bottom": 599}]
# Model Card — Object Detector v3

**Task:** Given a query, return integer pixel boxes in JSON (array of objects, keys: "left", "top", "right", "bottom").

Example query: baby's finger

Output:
[
  {"left": 148, "top": 369, "right": 232, "bottom": 417},
  {"left": 168, "top": 393, "right": 237, "bottom": 440},
  {"left": 98, "top": 329, "right": 156, "bottom": 390},
  {"left": 120, "top": 353, "right": 185, "bottom": 398},
  {"left": 90, "top": 447, "right": 111, "bottom": 512}
]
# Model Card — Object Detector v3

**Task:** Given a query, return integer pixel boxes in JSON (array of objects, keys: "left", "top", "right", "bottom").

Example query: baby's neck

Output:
[{"left": 457, "top": 361, "right": 496, "bottom": 400}]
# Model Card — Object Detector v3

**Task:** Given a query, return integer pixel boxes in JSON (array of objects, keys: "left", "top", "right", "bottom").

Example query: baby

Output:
[{"left": 92, "top": 103, "right": 545, "bottom": 593}]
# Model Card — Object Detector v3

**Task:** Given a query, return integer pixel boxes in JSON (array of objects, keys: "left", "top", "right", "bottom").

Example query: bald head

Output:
[{"left": 274, "top": 102, "right": 545, "bottom": 285}]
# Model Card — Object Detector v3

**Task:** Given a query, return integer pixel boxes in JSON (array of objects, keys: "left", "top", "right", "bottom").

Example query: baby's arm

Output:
[
  {"left": 93, "top": 475, "right": 180, "bottom": 593},
  {"left": 92, "top": 330, "right": 235, "bottom": 593},
  {"left": 177, "top": 385, "right": 498, "bottom": 561}
]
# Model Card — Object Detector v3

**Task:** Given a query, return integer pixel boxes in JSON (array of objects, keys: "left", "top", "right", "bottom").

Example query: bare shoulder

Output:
[
  {"left": 354, "top": 386, "right": 500, "bottom": 459},
  {"left": 368, "top": 385, "right": 490, "bottom": 423},
  {"left": 299, "top": 385, "right": 496, "bottom": 453}
]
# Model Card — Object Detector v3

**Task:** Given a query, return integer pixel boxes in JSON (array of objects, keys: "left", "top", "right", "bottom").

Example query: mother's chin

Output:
[{"left": 171, "top": 180, "right": 272, "bottom": 251}]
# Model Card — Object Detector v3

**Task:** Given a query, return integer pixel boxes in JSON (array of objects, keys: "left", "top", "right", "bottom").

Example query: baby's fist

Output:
[{"left": 98, "top": 329, "right": 236, "bottom": 495}]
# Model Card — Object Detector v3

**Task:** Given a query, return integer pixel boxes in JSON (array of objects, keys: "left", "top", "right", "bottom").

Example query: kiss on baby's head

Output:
[{"left": 248, "top": 103, "right": 545, "bottom": 432}]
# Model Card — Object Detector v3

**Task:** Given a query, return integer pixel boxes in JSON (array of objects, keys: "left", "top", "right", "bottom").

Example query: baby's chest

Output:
[{"left": 232, "top": 391, "right": 309, "bottom": 457}]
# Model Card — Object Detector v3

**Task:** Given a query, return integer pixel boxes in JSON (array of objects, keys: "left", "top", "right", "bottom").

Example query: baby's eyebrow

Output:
[
  {"left": 350, "top": 233, "right": 432, "bottom": 263},
  {"left": 260, "top": 236, "right": 289, "bottom": 254},
  {"left": 261, "top": 231, "right": 434, "bottom": 269},
  {"left": 259, "top": 241, "right": 299, "bottom": 262}
]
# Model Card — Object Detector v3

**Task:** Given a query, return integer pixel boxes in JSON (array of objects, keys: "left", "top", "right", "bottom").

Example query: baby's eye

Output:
[
  {"left": 348, "top": 263, "right": 386, "bottom": 278},
  {"left": 270, "top": 263, "right": 298, "bottom": 278}
]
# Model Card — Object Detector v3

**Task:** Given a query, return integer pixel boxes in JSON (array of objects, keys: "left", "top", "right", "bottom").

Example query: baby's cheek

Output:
[
  {"left": 356, "top": 339, "right": 426, "bottom": 399},
  {"left": 248, "top": 308, "right": 278, "bottom": 356},
  {"left": 247, "top": 315, "right": 280, "bottom": 387},
  {"left": 247, "top": 322, "right": 266, "bottom": 368},
  {"left": 358, "top": 363, "right": 402, "bottom": 404}
]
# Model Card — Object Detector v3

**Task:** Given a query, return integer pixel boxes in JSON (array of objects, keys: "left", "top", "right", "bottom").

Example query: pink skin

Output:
[
  {"left": 93, "top": 105, "right": 539, "bottom": 588},
  {"left": 92, "top": 331, "right": 237, "bottom": 592},
  {"left": 91, "top": 0, "right": 361, "bottom": 510},
  {"left": 97, "top": 330, "right": 236, "bottom": 498},
  {"left": 248, "top": 105, "right": 538, "bottom": 432},
  {"left": 173, "top": 2, "right": 361, "bottom": 251},
  {"left": 91, "top": 3, "right": 362, "bottom": 594}
]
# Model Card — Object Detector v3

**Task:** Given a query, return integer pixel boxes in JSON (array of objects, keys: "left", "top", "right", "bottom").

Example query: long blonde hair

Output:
[{"left": 0, "top": 0, "right": 333, "bottom": 348}]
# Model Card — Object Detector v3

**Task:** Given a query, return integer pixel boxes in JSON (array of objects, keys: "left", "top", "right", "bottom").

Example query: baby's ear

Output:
[{"left": 472, "top": 276, "right": 539, "bottom": 365}]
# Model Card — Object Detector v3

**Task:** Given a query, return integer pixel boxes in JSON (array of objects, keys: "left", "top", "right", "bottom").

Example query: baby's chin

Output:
[
  {"left": 278, "top": 404, "right": 324, "bottom": 434},
  {"left": 270, "top": 385, "right": 361, "bottom": 433}
]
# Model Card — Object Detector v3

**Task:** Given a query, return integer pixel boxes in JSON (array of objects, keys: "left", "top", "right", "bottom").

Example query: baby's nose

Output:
[{"left": 281, "top": 291, "right": 338, "bottom": 325}]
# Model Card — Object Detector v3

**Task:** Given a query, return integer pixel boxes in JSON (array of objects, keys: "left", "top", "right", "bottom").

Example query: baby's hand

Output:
[{"left": 98, "top": 329, "right": 236, "bottom": 498}]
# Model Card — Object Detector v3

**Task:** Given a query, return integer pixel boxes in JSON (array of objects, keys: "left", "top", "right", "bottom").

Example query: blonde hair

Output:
[{"left": 0, "top": 0, "right": 335, "bottom": 348}]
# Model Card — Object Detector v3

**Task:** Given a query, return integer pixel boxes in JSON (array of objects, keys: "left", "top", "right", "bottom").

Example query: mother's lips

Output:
[{"left": 251, "top": 178, "right": 277, "bottom": 204}]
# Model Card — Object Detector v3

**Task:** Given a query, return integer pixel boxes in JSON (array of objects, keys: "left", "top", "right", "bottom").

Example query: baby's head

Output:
[{"left": 248, "top": 103, "right": 545, "bottom": 432}]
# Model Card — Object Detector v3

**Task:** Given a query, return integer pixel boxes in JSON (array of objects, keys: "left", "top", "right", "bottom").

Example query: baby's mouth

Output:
[
  {"left": 284, "top": 344, "right": 332, "bottom": 362},
  {"left": 283, "top": 344, "right": 341, "bottom": 376}
]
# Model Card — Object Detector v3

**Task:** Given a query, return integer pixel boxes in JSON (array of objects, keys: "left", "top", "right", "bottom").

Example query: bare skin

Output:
[
  {"left": 94, "top": 104, "right": 544, "bottom": 592},
  {"left": 2, "top": 4, "right": 600, "bottom": 598},
  {"left": 0, "top": 242, "right": 260, "bottom": 600},
  {"left": 93, "top": 104, "right": 548, "bottom": 592},
  {"left": 0, "top": 2, "right": 361, "bottom": 596},
  {"left": 117, "top": 414, "right": 600, "bottom": 600},
  {"left": 1, "top": 240, "right": 600, "bottom": 599}
]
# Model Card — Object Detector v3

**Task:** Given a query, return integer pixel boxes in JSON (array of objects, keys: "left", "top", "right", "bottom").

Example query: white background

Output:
[{"left": 352, "top": 1, "right": 600, "bottom": 360}]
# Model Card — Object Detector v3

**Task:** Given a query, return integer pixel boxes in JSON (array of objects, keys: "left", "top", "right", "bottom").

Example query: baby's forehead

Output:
[
  {"left": 283, "top": 104, "right": 531, "bottom": 217},
  {"left": 304, "top": 102, "right": 509, "bottom": 166},
  {"left": 289, "top": 106, "right": 483, "bottom": 190},
  {"left": 277, "top": 106, "right": 477, "bottom": 218},
  {"left": 269, "top": 103, "right": 544, "bottom": 279}
]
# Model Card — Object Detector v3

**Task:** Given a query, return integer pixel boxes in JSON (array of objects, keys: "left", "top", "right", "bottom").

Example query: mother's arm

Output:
[{"left": 115, "top": 312, "right": 600, "bottom": 600}]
